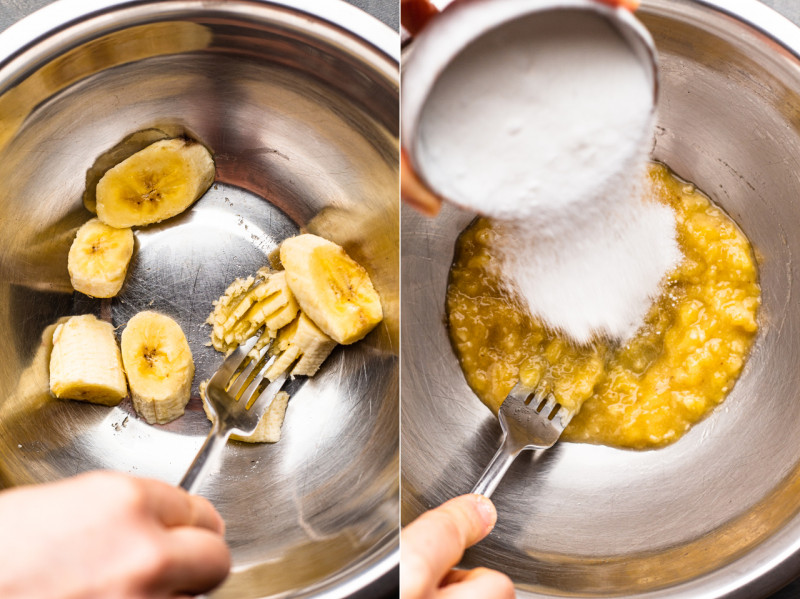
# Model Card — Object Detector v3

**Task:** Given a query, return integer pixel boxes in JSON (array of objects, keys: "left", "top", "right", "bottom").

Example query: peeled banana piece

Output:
[
  {"left": 49, "top": 314, "right": 128, "bottom": 405},
  {"left": 68, "top": 218, "right": 134, "bottom": 298},
  {"left": 265, "top": 313, "right": 337, "bottom": 381},
  {"left": 83, "top": 128, "right": 170, "bottom": 214},
  {"left": 207, "top": 268, "right": 299, "bottom": 354},
  {"left": 96, "top": 138, "right": 215, "bottom": 228},
  {"left": 280, "top": 234, "right": 383, "bottom": 345},
  {"left": 121, "top": 311, "right": 194, "bottom": 424},
  {"left": 200, "top": 382, "right": 290, "bottom": 443}
]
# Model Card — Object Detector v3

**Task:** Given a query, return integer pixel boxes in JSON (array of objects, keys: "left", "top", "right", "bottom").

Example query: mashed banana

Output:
[{"left": 446, "top": 163, "right": 760, "bottom": 449}]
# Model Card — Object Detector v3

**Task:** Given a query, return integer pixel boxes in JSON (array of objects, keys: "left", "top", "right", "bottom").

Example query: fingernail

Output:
[{"left": 472, "top": 494, "right": 498, "bottom": 532}]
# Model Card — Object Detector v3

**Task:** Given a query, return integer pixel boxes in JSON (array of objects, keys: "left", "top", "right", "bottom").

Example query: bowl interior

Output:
[
  {"left": 0, "top": 2, "right": 398, "bottom": 598},
  {"left": 402, "top": 0, "right": 800, "bottom": 596}
]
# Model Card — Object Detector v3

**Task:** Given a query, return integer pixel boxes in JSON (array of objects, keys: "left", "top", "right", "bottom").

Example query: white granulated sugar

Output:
[
  {"left": 492, "top": 164, "right": 680, "bottom": 344},
  {"left": 417, "top": 9, "right": 681, "bottom": 344}
]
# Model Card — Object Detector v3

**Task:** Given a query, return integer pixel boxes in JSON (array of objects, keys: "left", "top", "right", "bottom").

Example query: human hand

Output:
[
  {"left": 596, "top": 0, "right": 640, "bottom": 11},
  {"left": 0, "top": 470, "right": 230, "bottom": 599},
  {"left": 401, "top": 494, "right": 515, "bottom": 598},
  {"left": 401, "top": 0, "right": 440, "bottom": 36},
  {"left": 402, "top": 0, "right": 640, "bottom": 35},
  {"left": 401, "top": 150, "right": 443, "bottom": 217}
]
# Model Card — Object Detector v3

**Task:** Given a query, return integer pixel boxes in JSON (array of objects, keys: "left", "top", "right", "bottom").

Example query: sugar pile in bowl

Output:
[{"left": 416, "top": 10, "right": 681, "bottom": 345}]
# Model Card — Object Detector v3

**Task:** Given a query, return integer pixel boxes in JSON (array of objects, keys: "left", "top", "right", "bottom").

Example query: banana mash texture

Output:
[{"left": 447, "top": 163, "right": 760, "bottom": 449}]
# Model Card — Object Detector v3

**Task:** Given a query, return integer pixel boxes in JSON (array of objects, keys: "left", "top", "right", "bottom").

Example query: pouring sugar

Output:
[{"left": 415, "top": 9, "right": 680, "bottom": 344}]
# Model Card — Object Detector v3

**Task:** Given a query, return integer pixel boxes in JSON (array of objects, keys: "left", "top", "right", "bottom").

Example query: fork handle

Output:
[
  {"left": 471, "top": 432, "right": 523, "bottom": 498},
  {"left": 179, "top": 425, "right": 230, "bottom": 494}
]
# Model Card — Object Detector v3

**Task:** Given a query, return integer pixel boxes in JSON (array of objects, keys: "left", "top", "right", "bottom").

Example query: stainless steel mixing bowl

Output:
[
  {"left": 0, "top": 1, "right": 398, "bottom": 598},
  {"left": 402, "top": 0, "right": 800, "bottom": 597}
]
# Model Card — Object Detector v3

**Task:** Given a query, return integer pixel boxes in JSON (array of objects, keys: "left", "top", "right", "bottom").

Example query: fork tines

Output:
[
  {"left": 227, "top": 343, "right": 273, "bottom": 404},
  {"left": 514, "top": 383, "right": 573, "bottom": 429},
  {"left": 534, "top": 395, "right": 560, "bottom": 420}
]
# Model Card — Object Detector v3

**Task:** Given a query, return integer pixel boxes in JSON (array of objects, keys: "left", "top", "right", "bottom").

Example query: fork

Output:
[
  {"left": 471, "top": 382, "right": 573, "bottom": 498},
  {"left": 179, "top": 335, "right": 288, "bottom": 493}
]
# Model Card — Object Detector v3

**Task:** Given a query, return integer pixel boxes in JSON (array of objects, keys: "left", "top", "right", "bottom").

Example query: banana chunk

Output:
[
  {"left": 200, "top": 382, "right": 290, "bottom": 443},
  {"left": 96, "top": 138, "right": 215, "bottom": 228},
  {"left": 84, "top": 128, "right": 171, "bottom": 214},
  {"left": 265, "top": 313, "right": 337, "bottom": 381},
  {"left": 280, "top": 234, "right": 382, "bottom": 345},
  {"left": 121, "top": 311, "right": 194, "bottom": 424},
  {"left": 68, "top": 218, "right": 134, "bottom": 298},
  {"left": 49, "top": 314, "right": 127, "bottom": 405},
  {"left": 208, "top": 268, "right": 299, "bottom": 354}
]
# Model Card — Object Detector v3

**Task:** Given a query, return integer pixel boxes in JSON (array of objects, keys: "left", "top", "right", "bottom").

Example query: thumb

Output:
[{"left": 401, "top": 494, "right": 497, "bottom": 596}]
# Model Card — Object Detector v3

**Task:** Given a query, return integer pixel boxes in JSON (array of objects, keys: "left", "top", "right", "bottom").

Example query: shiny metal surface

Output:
[
  {"left": 400, "top": 0, "right": 658, "bottom": 209},
  {"left": 401, "top": 0, "right": 800, "bottom": 597},
  {"left": 180, "top": 338, "right": 288, "bottom": 494},
  {"left": 471, "top": 383, "right": 572, "bottom": 498},
  {"left": 0, "top": 1, "right": 399, "bottom": 598}
]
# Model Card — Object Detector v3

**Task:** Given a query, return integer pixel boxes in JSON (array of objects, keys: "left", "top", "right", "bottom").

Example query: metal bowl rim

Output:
[{"left": 0, "top": 0, "right": 399, "bottom": 91}]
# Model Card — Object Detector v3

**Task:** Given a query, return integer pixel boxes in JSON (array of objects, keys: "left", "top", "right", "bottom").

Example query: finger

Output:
[
  {"left": 440, "top": 568, "right": 470, "bottom": 586},
  {"left": 401, "top": 495, "right": 497, "bottom": 592},
  {"left": 154, "top": 526, "right": 231, "bottom": 596},
  {"left": 595, "top": 0, "right": 640, "bottom": 11},
  {"left": 438, "top": 567, "right": 516, "bottom": 599},
  {"left": 401, "top": 150, "right": 442, "bottom": 217},
  {"left": 139, "top": 479, "right": 225, "bottom": 534},
  {"left": 401, "top": 0, "right": 440, "bottom": 36}
]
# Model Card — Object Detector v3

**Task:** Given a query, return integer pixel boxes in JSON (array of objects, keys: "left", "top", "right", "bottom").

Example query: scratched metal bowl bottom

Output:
[
  {"left": 0, "top": 2, "right": 398, "bottom": 598},
  {"left": 402, "top": 1, "right": 800, "bottom": 598}
]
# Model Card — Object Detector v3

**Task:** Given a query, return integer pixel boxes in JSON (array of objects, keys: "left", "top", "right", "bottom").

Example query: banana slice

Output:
[
  {"left": 121, "top": 311, "right": 194, "bottom": 424},
  {"left": 68, "top": 218, "right": 135, "bottom": 298},
  {"left": 96, "top": 138, "right": 215, "bottom": 228},
  {"left": 265, "top": 313, "right": 337, "bottom": 381},
  {"left": 49, "top": 314, "right": 127, "bottom": 405},
  {"left": 280, "top": 234, "right": 382, "bottom": 345},
  {"left": 200, "top": 382, "right": 290, "bottom": 443},
  {"left": 207, "top": 268, "right": 299, "bottom": 354},
  {"left": 83, "top": 128, "right": 170, "bottom": 214}
]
